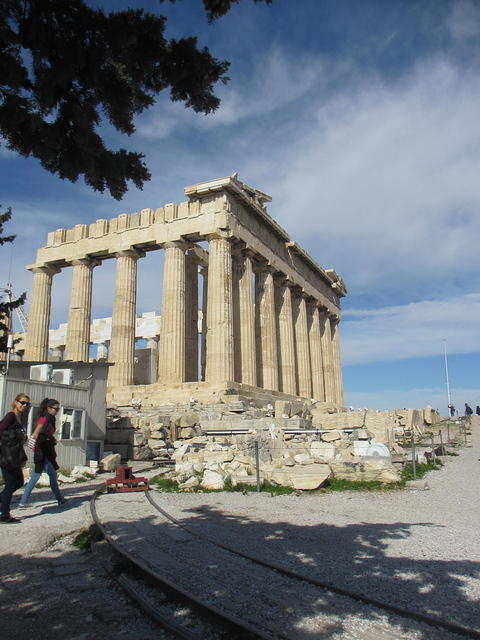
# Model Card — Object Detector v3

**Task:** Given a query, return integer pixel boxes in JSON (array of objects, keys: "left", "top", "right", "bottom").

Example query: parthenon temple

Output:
[{"left": 23, "top": 175, "right": 347, "bottom": 408}]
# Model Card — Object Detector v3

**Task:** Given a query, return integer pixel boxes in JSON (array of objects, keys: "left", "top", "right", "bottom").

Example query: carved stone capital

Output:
[
  {"left": 71, "top": 257, "right": 101, "bottom": 269},
  {"left": 114, "top": 249, "right": 145, "bottom": 260},
  {"left": 30, "top": 264, "right": 61, "bottom": 276}
]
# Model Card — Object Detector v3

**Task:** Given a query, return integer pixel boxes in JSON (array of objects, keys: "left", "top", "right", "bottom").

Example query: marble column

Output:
[
  {"left": 331, "top": 316, "right": 344, "bottom": 406},
  {"left": 232, "top": 250, "right": 256, "bottom": 386},
  {"left": 51, "top": 345, "right": 65, "bottom": 361},
  {"left": 108, "top": 250, "right": 142, "bottom": 387},
  {"left": 293, "top": 291, "right": 312, "bottom": 398},
  {"left": 205, "top": 236, "right": 234, "bottom": 383},
  {"left": 319, "top": 308, "right": 336, "bottom": 403},
  {"left": 96, "top": 341, "right": 109, "bottom": 360},
  {"left": 185, "top": 251, "right": 199, "bottom": 382},
  {"left": 146, "top": 337, "right": 159, "bottom": 351},
  {"left": 309, "top": 304, "right": 326, "bottom": 401},
  {"left": 158, "top": 242, "right": 187, "bottom": 384},
  {"left": 276, "top": 279, "right": 296, "bottom": 395},
  {"left": 255, "top": 266, "right": 278, "bottom": 391},
  {"left": 200, "top": 266, "right": 208, "bottom": 382},
  {"left": 24, "top": 265, "right": 60, "bottom": 361},
  {"left": 65, "top": 258, "right": 99, "bottom": 361}
]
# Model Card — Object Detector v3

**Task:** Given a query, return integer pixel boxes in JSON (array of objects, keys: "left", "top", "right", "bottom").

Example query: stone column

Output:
[
  {"left": 276, "top": 279, "right": 296, "bottom": 395},
  {"left": 200, "top": 266, "right": 208, "bottom": 381},
  {"left": 319, "top": 308, "right": 336, "bottom": 403},
  {"left": 255, "top": 266, "right": 278, "bottom": 391},
  {"left": 24, "top": 265, "right": 60, "bottom": 361},
  {"left": 331, "top": 315, "right": 344, "bottom": 406},
  {"left": 232, "top": 250, "right": 256, "bottom": 386},
  {"left": 146, "top": 337, "right": 158, "bottom": 351},
  {"left": 158, "top": 242, "right": 187, "bottom": 384},
  {"left": 309, "top": 304, "right": 326, "bottom": 401},
  {"left": 108, "top": 250, "right": 142, "bottom": 387},
  {"left": 185, "top": 251, "right": 199, "bottom": 382},
  {"left": 293, "top": 290, "right": 312, "bottom": 398},
  {"left": 96, "top": 341, "right": 108, "bottom": 360},
  {"left": 205, "top": 236, "right": 234, "bottom": 383},
  {"left": 65, "top": 258, "right": 99, "bottom": 361},
  {"left": 51, "top": 345, "right": 65, "bottom": 361}
]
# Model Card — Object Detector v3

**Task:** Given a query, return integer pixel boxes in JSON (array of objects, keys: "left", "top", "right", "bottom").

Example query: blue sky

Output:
[{"left": 1, "top": 0, "right": 479, "bottom": 411}]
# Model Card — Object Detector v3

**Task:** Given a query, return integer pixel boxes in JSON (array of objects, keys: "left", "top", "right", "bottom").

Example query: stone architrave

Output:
[
  {"left": 108, "top": 250, "right": 142, "bottom": 387},
  {"left": 293, "top": 290, "right": 312, "bottom": 399},
  {"left": 65, "top": 258, "right": 99, "bottom": 361},
  {"left": 24, "top": 265, "right": 60, "bottom": 361},
  {"left": 232, "top": 249, "right": 256, "bottom": 385},
  {"left": 309, "top": 304, "right": 326, "bottom": 401},
  {"left": 184, "top": 250, "right": 199, "bottom": 382},
  {"left": 255, "top": 266, "right": 278, "bottom": 391},
  {"left": 275, "top": 279, "right": 296, "bottom": 395},
  {"left": 330, "top": 315, "right": 344, "bottom": 406},
  {"left": 319, "top": 309, "right": 336, "bottom": 403},
  {"left": 205, "top": 236, "right": 234, "bottom": 383},
  {"left": 158, "top": 242, "right": 187, "bottom": 384}
]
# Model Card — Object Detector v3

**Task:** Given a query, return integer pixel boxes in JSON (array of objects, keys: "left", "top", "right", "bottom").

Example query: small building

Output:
[{"left": 0, "top": 361, "right": 110, "bottom": 470}]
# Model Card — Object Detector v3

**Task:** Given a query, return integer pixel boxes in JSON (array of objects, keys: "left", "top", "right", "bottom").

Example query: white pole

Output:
[
  {"left": 5, "top": 333, "right": 13, "bottom": 375},
  {"left": 444, "top": 340, "right": 452, "bottom": 413}
]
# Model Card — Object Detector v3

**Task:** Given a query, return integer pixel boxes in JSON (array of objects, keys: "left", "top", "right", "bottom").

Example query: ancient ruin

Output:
[{"left": 23, "top": 175, "right": 346, "bottom": 408}]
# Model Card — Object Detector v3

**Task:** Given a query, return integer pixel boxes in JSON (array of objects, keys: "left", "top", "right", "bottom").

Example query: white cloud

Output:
[
  {"left": 264, "top": 57, "right": 480, "bottom": 298},
  {"left": 136, "top": 47, "right": 324, "bottom": 139},
  {"left": 345, "top": 386, "right": 480, "bottom": 412},
  {"left": 341, "top": 293, "right": 480, "bottom": 365},
  {"left": 447, "top": 0, "right": 480, "bottom": 41}
]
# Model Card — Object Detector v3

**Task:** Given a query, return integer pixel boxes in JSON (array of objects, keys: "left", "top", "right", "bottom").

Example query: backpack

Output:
[{"left": 0, "top": 426, "right": 28, "bottom": 470}]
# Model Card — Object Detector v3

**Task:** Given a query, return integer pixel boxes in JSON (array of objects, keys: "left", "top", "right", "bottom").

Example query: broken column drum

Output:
[{"left": 23, "top": 175, "right": 347, "bottom": 407}]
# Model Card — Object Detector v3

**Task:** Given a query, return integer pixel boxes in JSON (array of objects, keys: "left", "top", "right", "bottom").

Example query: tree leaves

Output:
[{"left": 0, "top": 0, "right": 270, "bottom": 199}]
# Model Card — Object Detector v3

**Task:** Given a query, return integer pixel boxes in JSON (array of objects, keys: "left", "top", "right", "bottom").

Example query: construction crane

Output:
[{"left": 1, "top": 282, "right": 28, "bottom": 332}]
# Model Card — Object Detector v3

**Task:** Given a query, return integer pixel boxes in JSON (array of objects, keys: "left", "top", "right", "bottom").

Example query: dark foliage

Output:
[
  {"left": 166, "top": 0, "right": 272, "bottom": 22},
  {"left": 0, "top": 0, "right": 270, "bottom": 199}
]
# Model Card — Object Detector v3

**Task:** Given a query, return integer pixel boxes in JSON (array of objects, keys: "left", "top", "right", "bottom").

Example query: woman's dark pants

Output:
[{"left": 0, "top": 466, "right": 24, "bottom": 516}]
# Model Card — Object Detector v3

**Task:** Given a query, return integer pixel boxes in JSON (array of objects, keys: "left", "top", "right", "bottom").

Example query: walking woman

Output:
[
  {"left": 0, "top": 393, "right": 29, "bottom": 523},
  {"left": 19, "top": 398, "right": 66, "bottom": 508}
]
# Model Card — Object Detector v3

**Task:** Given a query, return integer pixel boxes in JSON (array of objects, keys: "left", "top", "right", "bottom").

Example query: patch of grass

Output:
[
  {"left": 72, "top": 525, "right": 103, "bottom": 551},
  {"left": 325, "top": 478, "right": 399, "bottom": 491},
  {"left": 147, "top": 475, "right": 179, "bottom": 491},
  {"left": 444, "top": 450, "right": 459, "bottom": 456},
  {"left": 401, "top": 460, "right": 442, "bottom": 483}
]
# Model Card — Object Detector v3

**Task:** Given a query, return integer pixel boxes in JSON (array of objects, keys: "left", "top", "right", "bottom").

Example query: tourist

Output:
[
  {"left": 448, "top": 404, "right": 455, "bottom": 417},
  {"left": 476, "top": 406, "right": 480, "bottom": 416},
  {"left": 0, "top": 393, "right": 29, "bottom": 523},
  {"left": 18, "top": 398, "right": 67, "bottom": 508},
  {"left": 465, "top": 403, "right": 473, "bottom": 417}
]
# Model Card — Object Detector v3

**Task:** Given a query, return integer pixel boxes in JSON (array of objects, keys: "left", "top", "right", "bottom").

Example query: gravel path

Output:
[
  {"left": 0, "top": 474, "right": 173, "bottom": 640},
  {"left": 153, "top": 422, "right": 480, "bottom": 636}
]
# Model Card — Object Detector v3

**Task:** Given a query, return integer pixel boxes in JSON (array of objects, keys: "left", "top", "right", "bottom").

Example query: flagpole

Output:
[{"left": 444, "top": 340, "right": 452, "bottom": 413}]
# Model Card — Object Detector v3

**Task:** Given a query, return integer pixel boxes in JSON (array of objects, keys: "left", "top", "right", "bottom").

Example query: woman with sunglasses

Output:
[
  {"left": 18, "top": 398, "right": 66, "bottom": 508},
  {"left": 0, "top": 393, "right": 30, "bottom": 523}
]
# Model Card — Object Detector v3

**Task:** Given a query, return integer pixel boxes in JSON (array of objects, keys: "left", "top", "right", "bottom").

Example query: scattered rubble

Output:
[{"left": 101, "top": 401, "right": 442, "bottom": 490}]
